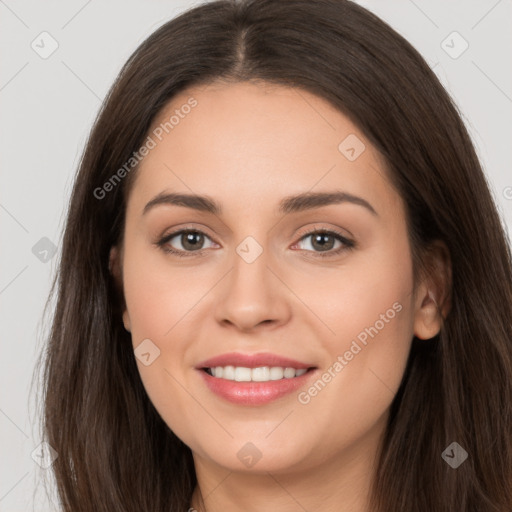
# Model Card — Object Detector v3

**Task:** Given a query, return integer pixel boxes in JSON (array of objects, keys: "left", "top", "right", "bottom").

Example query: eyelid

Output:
[{"left": 295, "top": 223, "right": 353, "bottom": 241}]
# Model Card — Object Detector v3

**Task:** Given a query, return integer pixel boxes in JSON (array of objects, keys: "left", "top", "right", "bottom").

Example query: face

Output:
[{"left": 111, "top": 80, "right": 439, "bottom": 476}]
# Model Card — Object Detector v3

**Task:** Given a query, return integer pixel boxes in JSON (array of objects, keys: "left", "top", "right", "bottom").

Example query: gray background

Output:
[{"left": 1, "top": 0, "right": 511, "bottom": 510}]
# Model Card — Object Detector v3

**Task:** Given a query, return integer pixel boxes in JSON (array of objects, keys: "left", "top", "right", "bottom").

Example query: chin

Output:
[{"left": 191, "top": 434, "right": 317, "bottom": 475}]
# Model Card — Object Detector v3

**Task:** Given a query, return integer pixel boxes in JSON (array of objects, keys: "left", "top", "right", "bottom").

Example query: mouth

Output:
[{"left": 195, "top": 352, "right": 318, "bottom": 405}]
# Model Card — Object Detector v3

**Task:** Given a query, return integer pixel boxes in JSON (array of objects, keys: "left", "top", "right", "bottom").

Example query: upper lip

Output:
[{"left": 196, "top": 352, "right": 315, "bottom": 370}]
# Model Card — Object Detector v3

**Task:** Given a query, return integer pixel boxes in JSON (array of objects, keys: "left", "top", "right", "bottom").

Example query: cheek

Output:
[
  {"left": 121, "top": 240, "right": 213, "bottom": 339},
  {"left": 297, "top": 250, "right": 415, "bottom": 436},
  {"left": 120, "top": 242, "right": 202, "bottom": 439},
  {"left": 307, "top": 293, "right": 413, "bottom": 443},
  {"left": 120, "top": 241, "right": 217, "bottom": 426}
]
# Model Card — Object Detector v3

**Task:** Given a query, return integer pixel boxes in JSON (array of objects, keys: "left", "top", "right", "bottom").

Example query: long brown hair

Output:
[{"left": 35, "top": 0, "right": 512, "bottom": 510}]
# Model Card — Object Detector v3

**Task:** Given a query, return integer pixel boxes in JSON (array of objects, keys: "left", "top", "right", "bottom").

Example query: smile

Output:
[{"left": 196, "top": 352, "right": 318, "bottom": 405}]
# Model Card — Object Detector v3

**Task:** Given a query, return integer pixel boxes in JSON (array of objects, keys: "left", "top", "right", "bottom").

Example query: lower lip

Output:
[{"left": 197, "top": 368, "right": 317, "bottom": 405}]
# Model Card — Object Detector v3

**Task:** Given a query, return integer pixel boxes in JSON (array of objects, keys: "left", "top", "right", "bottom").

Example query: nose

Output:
[{"left": 214, "top": 243, "right": 292, "bottom": 333}]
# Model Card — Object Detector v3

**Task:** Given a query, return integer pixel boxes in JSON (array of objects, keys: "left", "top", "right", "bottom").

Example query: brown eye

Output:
[
  {"left": 157, "top": 229, "right": 216, "bottom": 256},
  {"left": 293, "top": 229, "right": 355, "bottom": 258},
  {"left": 308, "top": 232, "right": 337, "bottom": 252},
  {"left": 178, "top": 231, "right": 206, "bottom": 251}
]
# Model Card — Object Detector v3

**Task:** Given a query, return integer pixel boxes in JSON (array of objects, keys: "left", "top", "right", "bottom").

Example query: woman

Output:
[{"left": 37, "top": 0, "right": 512, "bottom": 510}]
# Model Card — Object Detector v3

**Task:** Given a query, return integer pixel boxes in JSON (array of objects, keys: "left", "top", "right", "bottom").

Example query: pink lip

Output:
[
  {"left": 195, "top": 352, "right": 317, "bottom": 406},
  {"left": 196, "top": 352, "right": 313, "bottom": 370}
]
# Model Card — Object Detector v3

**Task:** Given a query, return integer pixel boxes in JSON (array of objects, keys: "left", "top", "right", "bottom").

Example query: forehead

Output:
[{"left": 126, "top": 80, "right": 401, "bottom": 219}]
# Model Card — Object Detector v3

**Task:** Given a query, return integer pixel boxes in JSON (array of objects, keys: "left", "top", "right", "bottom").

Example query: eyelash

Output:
[{"left": 155, "top": 226, "right": 355, "bottom": 259}]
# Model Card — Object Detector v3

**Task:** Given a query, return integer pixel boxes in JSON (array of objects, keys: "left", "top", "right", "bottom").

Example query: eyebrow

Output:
[{"left": 142, "top": 190, "right": 378, "bottom": 217}]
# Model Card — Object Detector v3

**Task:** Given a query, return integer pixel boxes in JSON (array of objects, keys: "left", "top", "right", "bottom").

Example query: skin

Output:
[{"left": 110, "top": 80, "right": 449, "bottom": 512}]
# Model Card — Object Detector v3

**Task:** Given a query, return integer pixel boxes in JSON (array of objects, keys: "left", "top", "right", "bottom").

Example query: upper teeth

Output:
[{"left": 208, "top": 366, "right": 308, "bottom": 381}]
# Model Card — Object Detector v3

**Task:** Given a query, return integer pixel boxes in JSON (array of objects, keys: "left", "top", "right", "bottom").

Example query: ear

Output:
[
  {"left": 413, "top": 240, "right": 452, "bottom": 340},
  {"left": 109, "top": 246, "right": 131, "bottom": 333}
]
